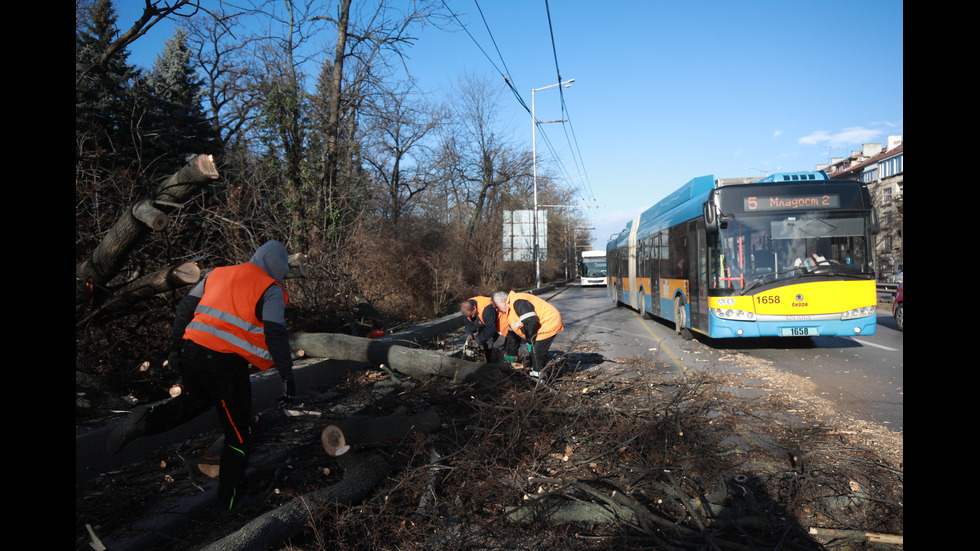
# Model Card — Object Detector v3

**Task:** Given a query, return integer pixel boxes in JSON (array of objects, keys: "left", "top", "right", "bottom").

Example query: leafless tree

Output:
[
  {"left": 436, "top": 74, "right": 534, "bottom": 241},
  {"left": 185, "top": 6, "right": 266, "bottom": 154},
  {"left": 312, "top": 0, "right": 444, "bottom": 206},
  {"left": 361, "top": 82, "right": 444, "bottom": 224}
]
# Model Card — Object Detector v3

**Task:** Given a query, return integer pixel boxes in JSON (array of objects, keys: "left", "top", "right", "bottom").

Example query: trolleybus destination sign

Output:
[{"left": 743, "top": 193, "right": 840, "bottom": 212}]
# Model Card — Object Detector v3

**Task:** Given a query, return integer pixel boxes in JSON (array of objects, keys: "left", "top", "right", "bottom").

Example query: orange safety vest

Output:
[
  {"left": 496, "top": 310, "right": 510, "bottom": 338},
  {"left": 468, "top": 296, "right": 494, "bottom": 326},
  {"left": 183, "top": 263, "right": 289, "bottom": 370},
  {"left": 505, "top": 291, "right": 563, "bottom": 341},
  {"left": 467, "top": 296, "right": 509, "bottom": 338}
]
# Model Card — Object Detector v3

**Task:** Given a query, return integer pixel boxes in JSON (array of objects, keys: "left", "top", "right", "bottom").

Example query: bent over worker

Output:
[
  {"left": 106, "top": 240, "right": 296, "bottom": 514},
  {"left": 459, "top": 296, "right": 507, "bottom": 362},
  {"left": 492, "top": 290, "right": 563, "bottom": 378}
]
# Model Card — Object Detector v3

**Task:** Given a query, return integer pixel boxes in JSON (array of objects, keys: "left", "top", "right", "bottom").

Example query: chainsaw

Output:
[{"left": 463, "top": 335, "right": 481, "bottom": 359}]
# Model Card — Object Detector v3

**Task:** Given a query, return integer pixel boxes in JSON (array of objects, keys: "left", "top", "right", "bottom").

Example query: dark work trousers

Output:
[
  {"left": 141, "top": 339, "right": 253, "bottom": 510},
  {"left": 504, "top": 333, "right": 556, "bottom": 375}
]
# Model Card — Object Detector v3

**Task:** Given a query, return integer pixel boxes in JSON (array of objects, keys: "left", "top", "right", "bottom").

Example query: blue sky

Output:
[{"left": 115, "top": 0, "right": 903, "bottom": 249}]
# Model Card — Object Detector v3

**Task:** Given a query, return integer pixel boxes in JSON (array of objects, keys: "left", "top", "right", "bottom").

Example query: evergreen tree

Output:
[
  {"left": 145, "top": 27, "right": 218, "bottom": 176},
  {"left": 75, "top": 0, "right": 142, "bottom": 170},
  {"left": 76, "top": 0, "right": 146, "bottom": 266}
]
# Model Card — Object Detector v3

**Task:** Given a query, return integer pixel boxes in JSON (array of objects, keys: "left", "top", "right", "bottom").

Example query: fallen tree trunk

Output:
[
  {"left": 289, "top": 332, "right": 512, "bottom": 390},
  {"left": 76, "top": 154, "right": 219, "bottom": 308},
  {"left": 334, "top": 408, "right": 441, "bottom": 446},
  {"left": 77, "top": 262, "right": 202, "bottom": 324},
  {"left": 200, "top": 453, "right": 391, "bottom": 551}
]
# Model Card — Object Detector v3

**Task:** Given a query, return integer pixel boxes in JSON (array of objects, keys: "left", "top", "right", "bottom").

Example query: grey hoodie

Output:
[
  {"left": 247, "top": 240, "right": 289, "bottom": 326},
  {"left": 249, "top": 240, "right": 290, "bottom": 283}
]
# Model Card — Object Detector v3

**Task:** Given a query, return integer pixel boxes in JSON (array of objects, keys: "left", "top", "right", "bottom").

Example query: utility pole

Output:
[{"left": 532, "top": 78, "right": 574, "bottom": 288}]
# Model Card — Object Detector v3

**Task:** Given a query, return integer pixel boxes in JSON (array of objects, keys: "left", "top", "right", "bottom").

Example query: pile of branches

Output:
[
  {"left": 311, "top": 368, "right": 903, "bottom": 551},
  {"left": 78, "top": 351, "right": 903, "bottom": 551}
]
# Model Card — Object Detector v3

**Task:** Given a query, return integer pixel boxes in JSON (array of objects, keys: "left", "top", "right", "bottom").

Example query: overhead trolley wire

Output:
[
  {"left": 441, "top": 0, "right": 592, "bottom": 204},
  {"left": 542, "top": 0, "right": 596, "bottom": 204},
  {"left": 440, "top": 0, "right": 530, "bottom": 114}
]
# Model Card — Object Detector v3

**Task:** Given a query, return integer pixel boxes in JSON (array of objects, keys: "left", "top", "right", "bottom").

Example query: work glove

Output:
[
  {"left": 166, "top": 350, "right": 180, "bottom": 373},
  {"left": 277, "top": 374, "right": 296, "bottom": 406},
  {"left": 526, "top": 342, "right": 533, "bottom": 354}
]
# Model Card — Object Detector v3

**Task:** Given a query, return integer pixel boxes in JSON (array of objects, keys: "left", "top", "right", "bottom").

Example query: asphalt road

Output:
[{"left": 536, "top": 283, "right": 903, "bottom": 432}]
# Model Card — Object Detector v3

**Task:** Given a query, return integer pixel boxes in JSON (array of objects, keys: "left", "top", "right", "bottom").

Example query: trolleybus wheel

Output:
[{"left": 673, "top": 296, "right": 686, "bottom": 336}]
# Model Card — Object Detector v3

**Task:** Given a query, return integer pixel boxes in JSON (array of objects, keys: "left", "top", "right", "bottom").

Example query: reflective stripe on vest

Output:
[
  {"left": 506, "top": 291, "right": 563, "bottom": 341},
  {"left": 183, "top": 263, "right": 286, "bottom": 370}
]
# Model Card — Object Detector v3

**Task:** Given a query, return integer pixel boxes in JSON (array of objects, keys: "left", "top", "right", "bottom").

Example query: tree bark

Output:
[
  {"left": 76, "top": 154, "right": 219, "bottom": 307},
  {"left": 200, "top": 453, "right": 391, "bottom": 551},
  {"left": 289, "top": 332, "right": 512, "bottom": 390},
  {"left": 324, "top": 0, "right": 351, "bottom": 193}
]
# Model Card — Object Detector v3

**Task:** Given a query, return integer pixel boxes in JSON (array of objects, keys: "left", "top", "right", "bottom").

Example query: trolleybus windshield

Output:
[
  {"left": 708, "top": 181, "right": 875, "bottom": 293},
  {"left": 581, "top": 255, "right": 606, "bottom": 278},
  {"left": 710, "top": 212, "right": 873, "bottom": 293}
]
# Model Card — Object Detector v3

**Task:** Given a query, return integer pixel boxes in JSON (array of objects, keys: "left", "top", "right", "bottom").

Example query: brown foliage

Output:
[{"left": 341, "top": 217, "right": 469, "bottom": 321}]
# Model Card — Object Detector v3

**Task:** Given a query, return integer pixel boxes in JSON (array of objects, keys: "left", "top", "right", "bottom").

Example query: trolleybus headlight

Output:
[
  {"left": 841, "top": 306, "right": 875, "bottom": 320},
  {"left": 715, "top": 308, "right": 756, "bottom": 321}
]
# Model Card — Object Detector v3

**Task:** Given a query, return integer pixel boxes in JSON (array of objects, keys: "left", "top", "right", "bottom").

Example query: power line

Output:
[
  {"left": 442, "top": 0, "right": 593, "bottom": 205},
  {"left": 440, "top": 0, "right": 530, "bottom": 114},
  {"left": 542, "top": 0, "right": 595, "bottom": 204}
]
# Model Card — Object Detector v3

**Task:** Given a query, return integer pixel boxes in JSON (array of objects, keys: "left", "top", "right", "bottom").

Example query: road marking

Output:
[
  {"left": 848, "top": 338, "right": 898, "bottom": 352},
  {"left": 631, "top": 310, "right": 690, "bottom": 375}
]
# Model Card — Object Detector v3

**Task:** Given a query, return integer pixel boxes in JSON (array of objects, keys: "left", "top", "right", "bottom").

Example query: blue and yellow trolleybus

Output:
[{"left": 607, "top": 171, "right": 879, "bottom": 339}]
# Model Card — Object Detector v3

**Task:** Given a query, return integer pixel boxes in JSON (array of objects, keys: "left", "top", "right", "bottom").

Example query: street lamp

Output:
[
  {"left": 745, "top": 166, "right": 779, "bottom": 176},
  {"left": 532, "top": 78, "right": 574, "bottom": 288}
]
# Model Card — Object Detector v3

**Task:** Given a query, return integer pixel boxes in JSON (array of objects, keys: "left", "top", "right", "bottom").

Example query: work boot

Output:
[
  {"left": 215, "top": 488, "right": 266, "bottom": 517},
  {"left": 106, "top": 405, "right": 151, "bottom": 455}
]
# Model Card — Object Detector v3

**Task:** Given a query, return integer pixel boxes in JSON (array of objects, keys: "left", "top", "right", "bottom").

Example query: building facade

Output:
[{"left": 819, "top": 136, "right": 903, "bottom": 277}]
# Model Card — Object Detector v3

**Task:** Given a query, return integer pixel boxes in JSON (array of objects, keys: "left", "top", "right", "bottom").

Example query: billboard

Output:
[{"left": 503, "top": 210, "right": 547, "bottom": 262}]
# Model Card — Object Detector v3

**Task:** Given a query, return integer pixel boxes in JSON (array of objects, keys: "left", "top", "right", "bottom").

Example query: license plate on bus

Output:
[{"left": 781, "top": 327, "right": 819, "bottom": 337}]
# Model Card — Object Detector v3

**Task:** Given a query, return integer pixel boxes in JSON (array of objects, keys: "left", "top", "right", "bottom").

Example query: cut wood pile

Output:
[{"left": 76, "top": 342, "right": 903, "bottom": 551}]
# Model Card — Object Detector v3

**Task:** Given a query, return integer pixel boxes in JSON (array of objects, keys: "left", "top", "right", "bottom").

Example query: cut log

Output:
[
  {"left": 120, "top": 261, "right": 201, "bottom": 293},
  {"left": 78, "top": 262, "right": 202, "bottom": 324},
  {"left": 285, "top": 253, "right": 308, "bottom": 279},
  {"left": 321, "top": 425, "right": 349, "bottom": 456},
  {"left": 76, "top": 154, "right": 219, "bottom": 307},
  {"left": 289, "top": 332, "right": 512, "bottom": 390},
  {"left": 333, "top": 409, "right": 441, "bottom": 446},
  {"left": 131, "top": 199, "right": 169, "bottom": 232},
  {"left": 199, "top": 453, "right": 391, "bottom": 551}
]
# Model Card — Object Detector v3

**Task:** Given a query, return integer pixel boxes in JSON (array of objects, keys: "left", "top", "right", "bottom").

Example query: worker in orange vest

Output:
[
  {"left": 492, "top": 290, "right": 563, "bottom": 379},
  {"left": 459, "top": 296, "right": 507, "bottom": 362},
  {"left": 106, "top": 240, "right": 296, "bottom": 514}
]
